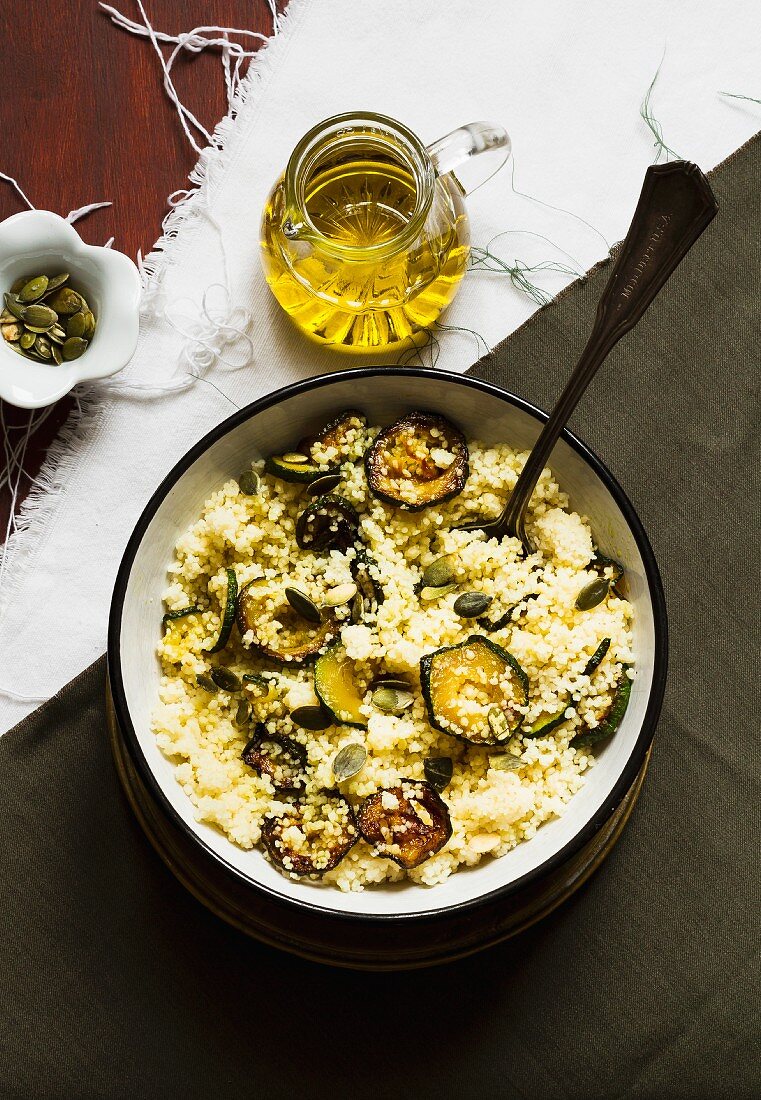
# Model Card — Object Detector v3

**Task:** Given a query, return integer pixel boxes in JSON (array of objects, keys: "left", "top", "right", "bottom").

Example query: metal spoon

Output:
[{"left": 461, "top": 161, "right": 718, "bottom": 551}]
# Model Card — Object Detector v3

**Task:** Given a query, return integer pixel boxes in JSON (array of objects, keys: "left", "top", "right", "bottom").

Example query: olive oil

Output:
[{"left": 261, "top": 150, "right": 470, "bottom": 350}]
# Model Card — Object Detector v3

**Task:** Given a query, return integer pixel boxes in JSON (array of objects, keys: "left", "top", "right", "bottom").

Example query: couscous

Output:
[{"left": 153, "top": 410, "right": 634, "bottom": 891}]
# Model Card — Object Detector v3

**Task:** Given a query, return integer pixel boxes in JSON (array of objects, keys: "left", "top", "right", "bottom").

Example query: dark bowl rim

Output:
[{"left": 108, "top": 366, "right": 668, "bottom": 924}]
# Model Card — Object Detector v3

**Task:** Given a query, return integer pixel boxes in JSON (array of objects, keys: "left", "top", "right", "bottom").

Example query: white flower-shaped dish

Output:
[{"left": 0, "top": 210, "right": 141, "bottom": 409}]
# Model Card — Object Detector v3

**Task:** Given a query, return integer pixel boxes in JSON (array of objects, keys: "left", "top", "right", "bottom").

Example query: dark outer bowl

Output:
[
  {"left": 107, "top": 681, "right": 651, "bottom": 969},
  {"left": 107, "top": 367, "right": 667, "bottom": 962}
]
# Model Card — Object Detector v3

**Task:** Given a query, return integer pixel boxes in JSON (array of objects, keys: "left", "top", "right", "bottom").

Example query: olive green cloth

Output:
[{"left": 1, "top": 137, "right": 759, "bottom": 1100}]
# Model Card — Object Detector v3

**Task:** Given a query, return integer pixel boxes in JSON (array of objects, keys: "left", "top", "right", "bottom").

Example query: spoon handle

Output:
[{"left": 502, "top": 160, "right": 718, "bottom": 543}]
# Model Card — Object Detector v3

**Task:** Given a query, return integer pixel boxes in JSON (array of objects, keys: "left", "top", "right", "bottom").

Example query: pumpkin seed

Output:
[
  {"left": 420, "top": 584, "right": 457, "bottom": 602},
  {"left": 307, "top": 473, "right": 341, "bottom": 497},
  {"left": 489, "top": 752, "right": 523, "bottom": 772},
  {"left": 62, "top": 337, "right": 88, "bottom": 361},
  {"left": 5, "top": 274, "right": 96, "bottom": 364},
  {"left": 284, "top": 586, "right": 322, "bottom": 623},
  {"left": 1, "top": 322, "right": 23, "bottom": 342},
  {"left": 66, "top": 311, "right": 87, "bottom": 338},
  {"left": 210, "top": 666, "right": 241, "bottom": 692},
  {"left": 372, "top": 686, "right": 414, "bottom": 715},
  {"left": 453, "top": 592, "right": 493, "bottom": 618},
  {"left": 45, "top": 287, "right": 82, "bottom": 314},
  {"left": 233, "top": 698, "right": 252, "bottom": 729},
  {"left": 323, "top": 582, "right": 357, "bottom": 607},
  {"left": 22, "top": 304, "right": 58, "bottom": 329},
  {"left": 238, "top": 469, "right": 259, "bottom": 496},
  {"left": 424, "top": 756, "right": 453, "bottom": 792},
  {"left": 290, "top": 704, "right": 333, "bottom": 731},
  {"left": 421, "top": 554, "right": 458, "bottom": 588},
  {"left": 370, "top": 675, "right": 411, "bottom": 692},
  {"left": 332, "top": 742, "right": 367, "bottom": 782},
  {"left": 34, "top": 336, "right": 52, "bottom": 359},
  {"left": 3, "top": 293, "right": 25, "bottom": 320},
  {"left": 575, "top": 577, "right": 610, "bottom": 611},
  {"left": 487, "top": 705, "right": 510, "bottom": 740},
  {"left": 7, "top": 342, "right": 24, "bottom": 355},
  {"left": 296, "top": 494, "right": 359, "bottom": 554},
  {"left": 44, "top": 272, "right": 69, "bottom": 293},
  {"left": 196, "top": 673, "right": 219, "bottom": 693},
  {"left": 282, "top": 451, "right": 309, "bottom": 464},
  {"left": 18, "top": 275, "right": 49, "bottom": 302}
]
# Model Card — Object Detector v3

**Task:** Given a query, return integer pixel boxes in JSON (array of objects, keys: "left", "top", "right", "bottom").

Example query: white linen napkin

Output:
[{"left": 1, "top": 0, "right": 758, "bottom": 732}]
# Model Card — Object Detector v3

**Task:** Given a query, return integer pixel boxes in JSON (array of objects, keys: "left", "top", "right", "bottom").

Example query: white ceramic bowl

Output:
[
  {"left": 0, "top": 210, "right": 141, "bottom": 409},
  {"left": 109, "top": 369, "right": 667, "bottom": 921}
]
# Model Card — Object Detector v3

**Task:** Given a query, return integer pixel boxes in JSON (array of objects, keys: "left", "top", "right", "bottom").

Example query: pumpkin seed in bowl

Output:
[
  {"left": 152, "top": 410, "right": 634, "bottom": 891},
  {"left": 1, "top": 272, "right": 96, "bottom": 365}
]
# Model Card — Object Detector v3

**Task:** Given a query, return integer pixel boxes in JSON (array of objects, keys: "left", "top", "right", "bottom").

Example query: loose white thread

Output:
[
  {"left": 0, "top": 403, "right": 36, "bottom": 607},
  {"left": 66, "top": 202, "right": 113, "bottom": 225},
  {"left": 0, "top": 170, "right": 113, "bottom": 231},
  {"left": 0, "top": 405, "right": 56, "bottom": 495},
  {"left": 0, "top": 173, "right": 116, "bottom": 632},
  {"left": 99, "top": 3, "right": 272, "bottom": 152},
  {"left": 99, "top": 283, "right": 253, "bottom": 401},
  {"left": 0, "top": 172, "right": 34, "bottom": 211}
]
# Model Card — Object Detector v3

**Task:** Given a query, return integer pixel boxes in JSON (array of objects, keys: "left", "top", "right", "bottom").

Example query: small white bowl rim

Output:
[
  {"left": 0, "top": 210, "right": 141, "bottom": 409},
  {"left": 108, "top": 368, "right": 668, "bottom": 922}
]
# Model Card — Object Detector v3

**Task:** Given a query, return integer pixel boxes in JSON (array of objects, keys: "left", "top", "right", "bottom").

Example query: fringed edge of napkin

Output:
[{"left": 0, "top": 0, "right": 312, "bottom": 635}]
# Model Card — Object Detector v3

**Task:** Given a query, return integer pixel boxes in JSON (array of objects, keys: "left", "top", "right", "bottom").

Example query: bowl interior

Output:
[{"left": 112, "top": 371, "right": 662, "bottom": 917}]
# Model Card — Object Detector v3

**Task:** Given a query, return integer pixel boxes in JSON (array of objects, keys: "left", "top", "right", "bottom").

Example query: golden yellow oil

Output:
[{"left": 260, "top": 152, "right": 470, "bottom": 350}]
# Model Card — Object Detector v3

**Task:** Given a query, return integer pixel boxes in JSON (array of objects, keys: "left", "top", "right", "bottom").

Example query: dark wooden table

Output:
[{"left": 0, "top": 0, "right": 283, "bottom": 534}]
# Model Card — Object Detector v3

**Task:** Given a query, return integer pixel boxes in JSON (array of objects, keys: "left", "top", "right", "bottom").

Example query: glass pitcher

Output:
[{"left": 260, "top": 112, "right": 510, "bottom": 351}]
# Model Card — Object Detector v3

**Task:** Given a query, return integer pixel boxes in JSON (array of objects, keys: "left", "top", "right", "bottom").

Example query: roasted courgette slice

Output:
[
  {"left": 364, "top": 411, "right": 468, "bottom": 511},
  {"left": 242, "top": 724, "right": 307, "bottom": 792},
  {"left": 264, "top": 410, "right": 366, "bottom": 484},
  {"left": 261, "top": 792, "right": 358, "bottom": 876},
  {"left": 476, "top": 608, "right": 514, "bottom": 634},
  {"left": 525, "top": 707, "right": 570, "bottom": 739},
  {"left": 583, "top": 637, "right": 611, "bottom": 676},
  {"left": 236, "top": 579, "right": 338, "bottom": 663},
  {"left": 314, "top": 644, "right": 367, "bottom": 728},
  {"left": 208, "top": 568, "right": 238, "bottom": 653},
  {"left": 295, "top": 494, "right": 360, "bottom": 552},
  {"left": 524, "top": 637, "right": 612, "bottom": 739},
  {"left": 420, "top": 635, "right": 529, "bottom": 746},
  {"left": 478, "top": 592, "right": 539, "bottom": 633},
  {"left": 351, "top": 547, "right": 384, "bottom": 610},
  {"left": 162, "top": 605, "right": 202, "bottom": 626},
  {"left": 264, "top": 455, "right": 327, "bottom": 483},
  {"left": 570, "top": 669, "right": 632, "bottom": 749},
  {"left": 313, "top": 410, "right": 367, "bottom": 457},
  {"left": 356, "top": 780, "right": 452, "bottom": 869}
]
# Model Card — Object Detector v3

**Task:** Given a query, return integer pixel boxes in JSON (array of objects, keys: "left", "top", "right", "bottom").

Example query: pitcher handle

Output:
[{"left": 427, "top": 122, "right": 511, "bottom": 196}]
